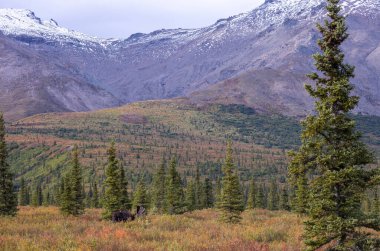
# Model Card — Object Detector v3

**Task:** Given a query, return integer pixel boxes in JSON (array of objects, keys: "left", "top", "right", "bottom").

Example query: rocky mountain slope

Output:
[{"left": 0, "top": 0, "right": 379, "bottom": 120}]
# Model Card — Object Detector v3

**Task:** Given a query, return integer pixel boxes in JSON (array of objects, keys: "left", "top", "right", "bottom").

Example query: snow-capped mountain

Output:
[
  {"left": 0, "top": 9, "right": 111, "bottom": 46},
  {"left": 0, "top": 0, "right": 379, "bottom": 120}
]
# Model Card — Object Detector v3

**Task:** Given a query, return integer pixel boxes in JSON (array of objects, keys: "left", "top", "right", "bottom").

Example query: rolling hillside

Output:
[{"left": 6, "top": 99, "right": 380, "bottom": 192}]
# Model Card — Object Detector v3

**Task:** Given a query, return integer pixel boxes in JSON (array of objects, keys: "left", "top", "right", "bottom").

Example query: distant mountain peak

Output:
[
  {"left": 0, "top": 8, "right": 105, "bottom": 45},
  {"left": 0, "top": 1, "right": 379, "bottom": 120}
]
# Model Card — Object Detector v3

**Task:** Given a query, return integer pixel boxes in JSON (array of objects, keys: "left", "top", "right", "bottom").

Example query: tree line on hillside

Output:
[
  {"left": 13, "top": 137, "right": 293, "bottom": 223},
  {"left": 5, "top": 114, "right": 380, "bottom": 225}
]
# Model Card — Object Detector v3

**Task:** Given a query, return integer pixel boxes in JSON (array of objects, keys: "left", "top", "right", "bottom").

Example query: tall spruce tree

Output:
[
  {"left": 103, "top": 142, "right": 121, "bottom": 219},
  {"left": 119, "top": 165, "right": 131, "bottom": 210},
  {"left": 60, "top": 146, "right": 84, "bottom": 216},
  {"left": 194, "top": 166, "right": 202, "bottom": 209},
  {"left": 268, "top": 179, "right": 279, "bottom": 211},
  {"left": 132, "top": 177, "right": 149, "bottom": 211},
  {"left": 288, "top": 0, "right": 379, "bottom": 249},
  {"left": 255, "top": 184, "right": 265, "bottom": 209},
  {"left": 279, "top": 186, "right": 290, "bottom": 211},
  {"left": 185, "top": 180, "right": 196, "bottom": 212},
  {"left": 70, "top": 146, "right": 84, "bottom": 215},
  {"left": 91, "top": 181, "right": 100, "bottom": 208},
  {"left": 165, "top": 157, "right": 185, "bottom": 214},
  {"left": 0, "top": 113, "right": 17, "bottom": 216},
  {"left": 218, "top": 140, "right": 244, "bottom": 223},
  {"left": 246, "top": 178, "right": 256, "bottom": 209},
  {"left": 215, "top": 177, "right": 222, "bottom": 206},
  {"left": 151, "top": 161, "right": 166, "bottom": 214},
  {"left": 200, "top": 178, "right": 213, "bottom": 208},
  {"left": 60, "top": 171, "right": 69, "bottom": 210}
]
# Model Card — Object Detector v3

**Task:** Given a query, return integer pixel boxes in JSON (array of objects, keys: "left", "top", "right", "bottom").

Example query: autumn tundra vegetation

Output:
[{"left": 1, "top": 0, "right": 380, "bottom": 250}]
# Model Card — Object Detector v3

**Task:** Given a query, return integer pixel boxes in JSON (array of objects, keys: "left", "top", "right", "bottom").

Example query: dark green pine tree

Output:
[
  {"left": 132, "top": 177, "right": 149, "bottom": 211},
  {"left": 151, "top": 161, "right": 166, "bottom": 214},
  {"left": 60, "top": 176, "right": 73, "bottom": 212},
  {"left": 200, "top": 178, "right": 214, "bottom": 209},
  {"left": 86, "top": 184, "right": 93, "bottom": 208},
  {"left": 279, "top": 186, "right": 290, "bottom": 211},
  {"left": 185, "top": 180, "right": 196, "bottom": 212},
  {"left": 119, "top": 165, "right": 131, "bottom": 210},
  {"left": 71, "top": 146, "right": 84, "bottom": 215},
  {"left": 19, "top": 177, "right": 29, "bottom": 206},
  {"left": 194, "top": 166, "right": 202, "bottom": 209},
  {"left": 246, "top": 178, "right": 256, "bottom": 209},
  {"left": 215, "top": 177, "right": 222, "bottom": 206},
  {"left": 91, "top": 181, "right": 100, "bottom": 208},
  {"left": 102, "top": 142, "right": 121, "bottom": 219},
  {"left": 255, "top": 184, "right": 265, "bottom": 209},
  {"left": 288, "top": 0, "right": 380, "bottom": 249},
  {"left": 0, "top": 113, "right": 17, "bottom": 216},
  {"left": 60, "top": 146, "right": 84, "bottom": 216},
  {"left": 267, "top": 179, "right": 279, "bottom": 211},
  {"left": 218, "top": 140, "right": 244, "bottom": 223},
  {"left": 165, "top": 157, "right": 185, "bottom": 215}
]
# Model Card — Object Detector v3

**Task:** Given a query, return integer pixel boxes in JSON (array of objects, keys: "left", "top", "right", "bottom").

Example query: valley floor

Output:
[{"left": 0, "top": 207, "right": 304, "bottom": 251}]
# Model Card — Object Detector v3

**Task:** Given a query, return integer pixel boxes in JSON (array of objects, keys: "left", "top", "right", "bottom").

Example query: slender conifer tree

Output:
[
  {"left": 165, "top": 157, "right": 185, "bottom": 214},
  {"left": 102, "top": 142, "right": 121, "bottom": 219},
  {"left": 151, "top": 161, "right": 166, "bottom": 213},
  {"left": 0, "top": 113, "right": 17, "bottom": 216},
  {"left": 289, "top": 0, "right": 380, "bottom": 249},
  {"left": 246, "top": 178, "right": 256, "bottom": 209},
  {"left": 218, "top": 140, "right": 244, "bottom": 223}
]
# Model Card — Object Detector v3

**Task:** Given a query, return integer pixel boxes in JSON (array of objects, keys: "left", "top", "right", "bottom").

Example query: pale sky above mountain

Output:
[{"left": 0, "top": 0, "right": 265, "bottom": 38}]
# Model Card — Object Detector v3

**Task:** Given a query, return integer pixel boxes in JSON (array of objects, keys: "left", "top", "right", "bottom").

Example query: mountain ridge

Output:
[{"left": 0, "top": 0, "right": 379, "bottom": 120}]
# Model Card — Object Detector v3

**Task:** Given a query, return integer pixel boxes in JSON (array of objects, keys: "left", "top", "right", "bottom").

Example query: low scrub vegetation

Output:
[{"left": 0, "top": 207, "right": 304, "bottom": 251}]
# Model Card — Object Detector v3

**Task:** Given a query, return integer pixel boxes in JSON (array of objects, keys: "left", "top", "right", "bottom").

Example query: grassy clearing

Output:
[{"left": 0, "top": 207, "right": 304, "bottom": 251}]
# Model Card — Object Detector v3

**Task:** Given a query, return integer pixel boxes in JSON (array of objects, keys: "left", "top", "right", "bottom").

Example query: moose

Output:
[{"left": 112, "top": 206, "right": 146, "bottom": 222}]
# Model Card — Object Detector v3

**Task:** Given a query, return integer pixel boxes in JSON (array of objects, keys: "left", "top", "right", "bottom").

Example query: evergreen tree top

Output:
[
  {"left": 223, "top": 140, "right": 235, "bottom": 175},
  {"left": 107, "top": 141, "right": 118, "bottom": 165}
]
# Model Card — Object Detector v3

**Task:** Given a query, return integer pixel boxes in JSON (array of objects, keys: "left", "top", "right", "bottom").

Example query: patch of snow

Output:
[
  {"left": 0, "top": 0, "right": 378, "bottom": 53},
  {"left": 0, "top": 9, "right": 110, "bottom": 45}
]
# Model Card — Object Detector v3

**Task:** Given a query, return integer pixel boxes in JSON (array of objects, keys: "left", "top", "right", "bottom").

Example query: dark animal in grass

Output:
[
  {"left": 112, "top": 206, "right": 146, "bottom": 222},
  {"left": 112, "top": 210, "right": 135, "bottom": 222}
]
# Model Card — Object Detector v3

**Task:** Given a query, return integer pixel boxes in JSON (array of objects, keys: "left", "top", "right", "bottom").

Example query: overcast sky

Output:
[{"left": 0, "top": 0, "right": 264, "bottom": 38}]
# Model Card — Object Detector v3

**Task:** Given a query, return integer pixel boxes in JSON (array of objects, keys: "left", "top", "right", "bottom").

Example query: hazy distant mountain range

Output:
[{"left": 0, "top": 0, "right": 379, "bottom": 121}]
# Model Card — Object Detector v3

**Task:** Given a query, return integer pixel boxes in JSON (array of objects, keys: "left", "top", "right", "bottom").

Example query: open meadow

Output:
[{"left": 0, "top": 207, "right": 304, "bottom": 251}]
